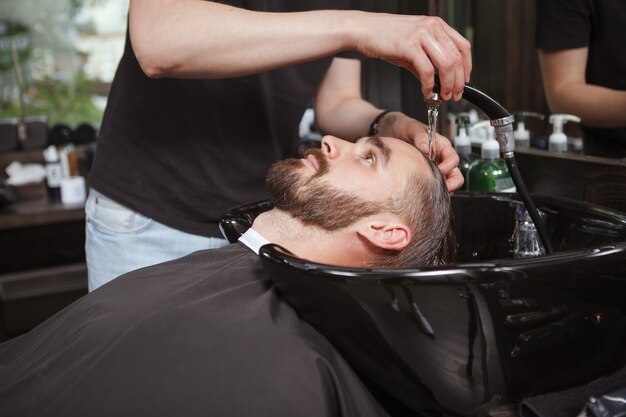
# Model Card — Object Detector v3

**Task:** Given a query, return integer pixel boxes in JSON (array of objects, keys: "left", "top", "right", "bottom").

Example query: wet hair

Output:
[{"left": 370, "top": 150, "right": 456, "bottom": 268}]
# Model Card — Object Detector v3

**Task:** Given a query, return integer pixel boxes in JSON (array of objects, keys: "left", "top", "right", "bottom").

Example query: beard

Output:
[{"left": 266, "top": 147, "right": 385, "bottom": 231}]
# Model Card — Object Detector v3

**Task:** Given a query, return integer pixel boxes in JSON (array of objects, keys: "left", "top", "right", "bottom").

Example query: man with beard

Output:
[{"left": 0, "top": 136, "right": 454, "bottom": 417}]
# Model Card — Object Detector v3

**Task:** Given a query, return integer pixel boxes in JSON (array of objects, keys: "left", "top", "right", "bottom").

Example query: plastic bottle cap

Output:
[
  {"left": 514, "top": 122, "right": 530, "bottom": 140},
  {"left": 481, "top": 138, "right": 500, "bottom": 159},
  {"left": 454, "top": 128, "right": 471, "bottom": 154},
  {"left": 549, "top": 133, "right": 568, "bottom": 152},
  {"left": 43, "top": 145, "right": 59, "bottom": 162}
]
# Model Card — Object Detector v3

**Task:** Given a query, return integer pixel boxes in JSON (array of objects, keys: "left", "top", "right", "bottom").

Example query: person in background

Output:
[
  {"left": 86, "top": 0, "right": 471, "bottom": 291},
  {"left": 535, "top": 0, "right": 626, "bottom": 158},
  {"left": 1, "top": 135, "right": 454, "bottom": 417}
]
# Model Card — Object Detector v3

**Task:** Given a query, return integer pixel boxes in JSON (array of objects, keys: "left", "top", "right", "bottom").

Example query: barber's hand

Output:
[
  {"left": 383, "top": 112, "right": 463, "bottom": 192},
  {"left": 426, "top": 133, "right": 464, "bottom": 192},
  {"left": 356, "top": 14, "right": 471, "bottom": 101}
]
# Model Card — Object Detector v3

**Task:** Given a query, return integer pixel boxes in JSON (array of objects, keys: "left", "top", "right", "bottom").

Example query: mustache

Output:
[{"left": 303, "top": 147, "right": 329, "bottom": 178}]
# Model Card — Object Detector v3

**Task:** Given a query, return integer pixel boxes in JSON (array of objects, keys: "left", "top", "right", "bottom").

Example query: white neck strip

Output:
[{"left": 238, "top": 228, "right": 271, "bottom": 255}]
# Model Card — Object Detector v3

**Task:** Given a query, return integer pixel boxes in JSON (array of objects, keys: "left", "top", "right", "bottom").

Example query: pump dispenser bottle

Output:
[
  {"left": 43, "top": 145, "right": 62, "bottom": 201},
  {"left": 454, "top": 115, "right": 475, "bottom": 190},
  {"left": 513, "top": 112, "right": 545, "bottom": 149},
  {"left": 467, "top": 125, "right": 515, "bottom": 193},
  {"left": 548, "top": 114, "right": 581, "bottom": 153},
  {"left": 467, "top": 119, "right": 490, "bottom": 148}
]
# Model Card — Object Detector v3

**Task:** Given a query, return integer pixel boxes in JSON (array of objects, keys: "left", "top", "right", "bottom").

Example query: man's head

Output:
[{"left": 263, "top": 135, "right": 455, "bottom": 268}]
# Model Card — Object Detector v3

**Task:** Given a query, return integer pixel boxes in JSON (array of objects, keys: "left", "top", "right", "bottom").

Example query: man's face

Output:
[{"left": 266, "top": 135, "right": 432, "bottom": 230}]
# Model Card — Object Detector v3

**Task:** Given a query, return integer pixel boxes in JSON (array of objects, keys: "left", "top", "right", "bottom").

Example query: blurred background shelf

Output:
[{"left": 0, "top": 195, "right": 87, "bottom": 342}]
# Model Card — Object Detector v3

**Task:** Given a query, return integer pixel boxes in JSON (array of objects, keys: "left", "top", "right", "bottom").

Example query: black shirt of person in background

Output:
[{"left": 536, "top": 0, "right": 626, "bottom": 158}]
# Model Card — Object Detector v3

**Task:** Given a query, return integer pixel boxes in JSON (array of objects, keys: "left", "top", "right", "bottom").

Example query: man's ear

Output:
[{"left": 358, "top": 219, "right": 412, "bottom": 251}]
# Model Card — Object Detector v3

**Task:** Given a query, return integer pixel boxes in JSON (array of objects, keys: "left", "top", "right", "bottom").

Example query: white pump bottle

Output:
[
  {"left": 468, "top": 120, "right": 491, "bottom": 146},
  {"left": 548, "top": 114, "right": 581, "bottom": 153},
  {"left": 513, "top": 121, "right": 530, "bottom": 149},
  {"left": 480, "top": 125, "right": 499, "bottom": 161},
  {"left": 454, "top": 120, "right": 472, "bottom": 156},
  {"left": 513, "top": 112, "right": 544, "bottom": 149}
]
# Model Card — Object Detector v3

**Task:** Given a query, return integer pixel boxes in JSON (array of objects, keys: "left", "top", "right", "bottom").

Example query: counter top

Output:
[
  {"left": 514, "top": 148, "right": 626, "bottom": 214},
  {"left": 0, "top": 197, "right": 84, "bottom": 231}
]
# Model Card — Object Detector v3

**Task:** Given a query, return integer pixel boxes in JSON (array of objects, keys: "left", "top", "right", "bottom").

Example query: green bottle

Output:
[
  {"left": 454, "top": 115, "right": 476, "bottom": 191},
  {"left": 467, "top": 133, "right": 516, "bottom": 193}
]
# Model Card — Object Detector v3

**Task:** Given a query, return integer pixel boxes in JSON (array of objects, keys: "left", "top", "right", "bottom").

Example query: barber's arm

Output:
[
  {"left": 129, "top": 0, "right": 471, "bottom": 99},
  {"left": 315, "top": 57, "right": 463, "bottom": 192},
  {"left": 539, "top": 48, "right": 626, "bottom": 128}
]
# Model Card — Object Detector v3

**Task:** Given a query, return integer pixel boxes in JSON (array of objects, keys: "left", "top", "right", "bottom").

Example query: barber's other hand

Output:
[
  {"left": 426, "top": 133, "right": 463, "bottom": 192},
  {"left": 355, "top": 14, "right": 471, "bottom": 101},
  {"left": 383, "top": 112, "right": 463, "bottom": 192}
]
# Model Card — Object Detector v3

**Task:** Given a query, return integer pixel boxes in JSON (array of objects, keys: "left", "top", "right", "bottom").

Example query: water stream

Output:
[{"left": 426, "top": 104, "right": 439, "bottom": 161}]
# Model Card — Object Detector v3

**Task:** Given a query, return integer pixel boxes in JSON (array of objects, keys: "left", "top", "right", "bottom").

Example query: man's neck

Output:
[
  {"left": 251, "top": 209, "right": 368, "bottom": 267},
  {"left": 252, "top": 209, "right": 315, "bottom": 253}
]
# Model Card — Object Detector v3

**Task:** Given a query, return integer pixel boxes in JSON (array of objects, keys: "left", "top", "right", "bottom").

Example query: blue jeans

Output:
[{"left": 85, "top": 189, "right": 228, "bottom": 292}]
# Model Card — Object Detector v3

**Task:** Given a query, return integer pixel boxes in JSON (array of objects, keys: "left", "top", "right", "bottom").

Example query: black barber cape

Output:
[{"left": 0, "top": 244, "right": 389, "bottom": 417}]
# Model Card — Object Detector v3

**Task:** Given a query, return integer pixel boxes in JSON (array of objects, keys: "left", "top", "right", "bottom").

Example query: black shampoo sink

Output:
[{"left": 220, "top": 193, "right": 626, "bottom": 416}]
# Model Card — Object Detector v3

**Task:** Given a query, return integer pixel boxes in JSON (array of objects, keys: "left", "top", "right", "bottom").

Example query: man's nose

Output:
[{"left": 321, "top": 135, "right": 347, "bottom": 160}]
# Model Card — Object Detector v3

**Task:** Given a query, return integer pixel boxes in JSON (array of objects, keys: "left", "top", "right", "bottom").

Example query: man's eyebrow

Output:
[{"left": 361, "top": 136, "right": 390, "bottom": 168}]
